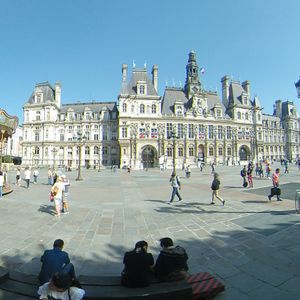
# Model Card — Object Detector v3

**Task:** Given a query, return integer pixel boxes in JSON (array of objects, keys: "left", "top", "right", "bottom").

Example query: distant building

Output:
[{"left": 21, "top": 51, "right": 300, "bottom": 169}]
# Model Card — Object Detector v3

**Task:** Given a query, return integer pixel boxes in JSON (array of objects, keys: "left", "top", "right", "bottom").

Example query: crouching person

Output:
[
  {"left": 155, "top": 237, "right": 189, "bottom": 281},
  {"left": 121, "top": 240, "right": 154, "bottom": 287},
  {"left": 38, "top": 272, "right": 85, "bottom": 300}
]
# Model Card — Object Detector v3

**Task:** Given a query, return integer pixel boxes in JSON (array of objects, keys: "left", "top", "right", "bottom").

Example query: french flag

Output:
[{"left": 200, "top": 67, "right": 205, "bottom": 74}]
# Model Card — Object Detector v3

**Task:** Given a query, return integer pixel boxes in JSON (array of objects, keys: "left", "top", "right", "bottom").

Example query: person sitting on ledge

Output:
[
  {"left": 39, "top": 239, "right": 76, "bottom": 284},
  {"left": 38, "top": 272, "right": 85, "bottom": 300},
  {"left": 121, "top": 240, "right": 154, "bottom": 287},
  {"left": 155, "top": 237, "right": 189, "bottom": 281}
]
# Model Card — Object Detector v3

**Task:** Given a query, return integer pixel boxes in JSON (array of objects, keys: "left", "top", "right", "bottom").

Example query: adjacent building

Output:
[{"left": 21, "top": 51, "right": 300, "bottom": 169}]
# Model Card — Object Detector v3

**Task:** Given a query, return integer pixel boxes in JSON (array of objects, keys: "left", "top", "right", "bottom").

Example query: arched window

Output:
[
  {"left": 151, "top": 104, "right": 157, "bottom": 114},
  {"left": 188, "top": 147, "right": 194, "bottom": 157},
  {"left": 209, "top": 147, "right": 214, "bottom": 156},
  {"left": 245, "top": 113, "right": 249, "bottom": 120},
  {"left": 85, "top": 146, "right": 90, "bottom": 155},
  {"left": 34, "top": 146, "right": 39, "bottom": 155},
  {"left": 122, "top": 103, "right": 127, "bottom": 112},
  {"left": 94, "top": 146, "right": 99, "bottom": 155},
  {"left": 140, "top": 104, "right": 145, "bottom": 114},
  {"left": 167, "top": 147, "right": 173, "bottom": 157}
]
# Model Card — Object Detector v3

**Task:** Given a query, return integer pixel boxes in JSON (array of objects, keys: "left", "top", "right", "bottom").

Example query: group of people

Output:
[
  {"left": 37, "top": 237, "right": 188, "bottom": 299},
  {"left": 50, "top": 173, "right": 70, "bottom": 216}
]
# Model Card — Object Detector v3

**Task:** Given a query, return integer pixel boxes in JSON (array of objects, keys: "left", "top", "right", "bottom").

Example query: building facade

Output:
[{"left": 22, "top": 51, "right": 300, "bottom": 169}]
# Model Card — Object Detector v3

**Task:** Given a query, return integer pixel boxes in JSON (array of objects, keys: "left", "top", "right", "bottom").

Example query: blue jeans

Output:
[{"left": 170, "top": 187, "right": 182, "bottom": 202}]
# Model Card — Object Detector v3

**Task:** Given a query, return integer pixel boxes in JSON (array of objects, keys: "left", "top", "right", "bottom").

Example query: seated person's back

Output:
[
  {"left": 122, "top": 240, "right": 154, "bottom": 287},
  {"left": 155, "top": 237, "right": 189, "bottom": 281},
  {"left": 39, "top": 239, "right": 74, "bottom": 284}
]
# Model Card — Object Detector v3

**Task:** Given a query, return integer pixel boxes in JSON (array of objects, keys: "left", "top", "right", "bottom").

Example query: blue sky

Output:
[{"left": 0, "top": 0, "right": 300, "bottom": 121}]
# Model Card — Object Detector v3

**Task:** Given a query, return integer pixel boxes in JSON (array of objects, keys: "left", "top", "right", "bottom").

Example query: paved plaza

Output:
[{"left": 1, "top": 163, "right": 300, "bottom": 299}]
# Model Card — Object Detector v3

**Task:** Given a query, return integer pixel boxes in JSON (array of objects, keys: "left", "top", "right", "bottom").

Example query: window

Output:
[
  {"left": 34, "top": 146, "right": 39, "bottom": 155},
  {"left": 209, "top": 147, "right": 214, "bottom": 156},
  {"left": 36, "top": 111, "right": 41, "bottom": 121},
  {"left": 35, "top": 132, "right": 40, "bottom": 141},
  {"left": 102, "top": 147, "right": 108, "bottom": 155},
  {"left": 131, "top": 105, "right": 134, "bottom": 113},
  {"left": 140, "top": 104, "right": 145, "bottom": 114},
  {"left": 122, "top": 103, "right": 127, "bottom": 112},
  {"left": 189, "top": 147, "right": 194, "bottom": 156},
  {"left": 245, "top": 113, "right": 249, "bottom": 120},
  {"left": 60, "top": 134, "right": 64, "bottom": 141},
  {"left": 122, "top": 128, "right": 128, "bottom": 138},
  {"left": 237, "top": 112, "right": 241, "bottom": 119},
  {"left": 94, "top": 146, "right": 99, "bottom": 155},
  {"left": 188, "top": 124, "right": 194, "bottom": 138},
  {"left": 177, "top": 123, "right": 183, "bottom": 138},
  {"left": 227, "top": 147, "right": 232, "bottom": 156},
  {"left": 139, "top": 85, "right": 145, "bottom": 94},
  {"left": 217, "top": 110, "right": 221, "bottom": 117},
  {"left": 218, "top": 147, "right": 223, "bottom": 156},
  {"left": 208, "top": 125, "right": 213, "bottom": 139},
  {"left": 151, "top": 104, "right": 157, "bottom": 114},
  {"left": 218, "top": 126, "right": 223, "bottom": 139},
  {"left": 258, "top": 114, "right": 261, "bottom": 121},
  {"left": 94, "top": 134, "right": 99, "bottom": 140},
  {"left": 166, "top": 123, "right": 173, "bottom": 138},
  {"left": 167, "top": 147, "right": 173, "bottom": 157},
  {"left": 178, "top": 147, "right": 184, "bottom": 157},
  {"left": 85, "top": 146, "right": 90, "bottom": 155},
  {"left": 226, "top": 126, "right": 232, "bottom": 139}
]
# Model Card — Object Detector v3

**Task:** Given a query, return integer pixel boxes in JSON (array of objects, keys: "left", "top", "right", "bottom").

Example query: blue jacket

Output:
[{"left": 38, "top": 247, "right": 70, "bottom": 284}]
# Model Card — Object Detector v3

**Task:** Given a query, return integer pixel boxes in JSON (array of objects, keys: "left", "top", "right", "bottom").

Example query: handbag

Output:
[{"left": 49, "top": 192, "right": 54, "bottom": 202}]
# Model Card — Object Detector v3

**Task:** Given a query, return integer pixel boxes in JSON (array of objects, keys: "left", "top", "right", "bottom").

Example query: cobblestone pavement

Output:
[{"left": 1, "top": 163, "right": 300, "bottom": 299}]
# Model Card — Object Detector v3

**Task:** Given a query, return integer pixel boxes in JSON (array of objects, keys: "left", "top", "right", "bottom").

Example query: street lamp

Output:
[
  {"left": 74, "top": 132, "right": 86, "bottom": 181},
  {"left": 0, "top": 129, "right": 6, "bottom": 169},
  {"left": 51, "top": 147, "right": 58, "bottom": 170},
  {"left": 167, "top": 129, "right": 179, "bottom": 174}
]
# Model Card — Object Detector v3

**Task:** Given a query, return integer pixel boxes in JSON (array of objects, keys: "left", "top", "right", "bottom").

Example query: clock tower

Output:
[{"left": 184, "top": 50, "right": 202, "bottom": 99}]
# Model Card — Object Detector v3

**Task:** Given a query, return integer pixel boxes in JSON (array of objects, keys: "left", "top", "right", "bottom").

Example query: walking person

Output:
[
  {"left": 47, "top": 168, "right": 53, "bottom": 185},
  {"left": 168, "top": 172, "right": 182, "bottom": 204},
  {"left": 51, "top": 176, "right": 65, "bottom": 217},
  {"left": 61, "top": 174, "right": 70, "bottom": 214},
  {"left": 211, "top": 162, "right": 215, "bottom": 174},
  {"left": 0, "top": 171, "right": 4, "bottom": 199},
  {"left": 284, "top": 160, "right": 289, "bottom": 174},
  {"left": 33, "top": 168, "right": 39, "bottom": 184},
  {"left": 268, "top": 168, "right": 282, "bottom": 201},
  {"left": 266, "top": 163, "right": 271, "bottom": 179},
  {"left": 247, "top": 164, "right": 253, "bottom": 188},
  {"left": 210, "top": 173, "right": 225, "bottom": 205},
  {"left": 240, "top": 165, "right": 247, "bottom": 187},
  {"left": 24, "top": 167, "right": 31, "bottom": 189},
  {"left": 16, "top": 168, "right": 21, "bottom": 186}
]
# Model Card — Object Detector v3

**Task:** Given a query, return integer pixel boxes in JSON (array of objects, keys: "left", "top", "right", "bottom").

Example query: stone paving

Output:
[{"left": 1, "top": 163, "right": 300, "bottom": 299}]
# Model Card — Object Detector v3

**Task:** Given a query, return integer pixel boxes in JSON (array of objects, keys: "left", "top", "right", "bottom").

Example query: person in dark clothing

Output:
[
  {"left": 39, "top": 239, "right": 76, "bottom": 284},
  {"left": 121, "top": 240, "right": 154, "bottom": 288},
  {"left": 155, "top": 237, "right": 189, "bottom": 281}
]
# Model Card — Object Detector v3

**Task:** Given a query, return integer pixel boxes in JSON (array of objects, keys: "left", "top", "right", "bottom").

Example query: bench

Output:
[{"left": 0, "top": 267, "right": 225, "bottom": 300}]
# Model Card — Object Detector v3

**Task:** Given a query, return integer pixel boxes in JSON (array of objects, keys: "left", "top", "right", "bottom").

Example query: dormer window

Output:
[
  {"left": 151, "top": 104, "right": 157, "bottom": 114},
  {"left": 36, "top": 111, "right": 41, "bottom": 121},
  {"left": 175, "top": 104, "right": 183, "bottom": 116},
  {"left": 122, "top": 103, "right": 127, "bottom": 112},
  {"left": 244, "top": 97, "right": 247, "bottom": 105},
  {"left": 140, "top": 104, "right": 145, "bottom": 114},
  {"left": 36, "top": 93, "right": 42, "bottom": 103},
  {"left": 137, "top": 80, "right": 147, "bottom": 95},
  {"left": 217, "top": 109, "right": 222, "bottom": 118}
]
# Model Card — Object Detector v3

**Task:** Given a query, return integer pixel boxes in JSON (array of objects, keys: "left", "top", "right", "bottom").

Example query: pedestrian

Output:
[
  {"left": 24, "top": 167, "right": 31, "bottom": 189},
  {"left": 168, "top": 172, "right": 182, "bottom": 204},
  {"left": 47, "top": 168, "right": 53, "bottom": 185},
  {"left": 121, "top": 240, "right": 154, "bottom": 288},
  {"left": 38, "top": 239, "right": 76, "bottom": 285},
  {"left": 211, "top": 162, "right": 215, "bottom": 174},
  {"left": 240, "top": 165, "right": 247, "bottom": 187},
  {"left": 33, "top": 168, "right": 39, "bottom": 184},
  {"left": 185, "top": 165, "right": 191, "bottom": 178},
  {"left": 200, "top": 162, "right": 204, "bottom": 172},
  {"left": 284, "top": 160, "right": 289, "bottom": 174},
  {"left": 154, "top": 237, "right": 189, "bottom": 281},
  {"left": 255, "top": 163, "right": 259, "bottom": 177},
  {"left": 38, "top": 272, "right": 85, "bottom": 300},
  {"left": 247, "top": 164, "right": 253, "bottom": 188},
  {"left": 0, "top": 171, "right": 4, "bottom": 199},
  {"left": 16, "top": 168, "right": 21, "bottom": 186},
  {"left": 258, "top": 162, "right": 264, "bottom": 178},
  {"left": 268, "top": 168, "right": 282, "bottom": 201},
  {"left": 61, "top": 174, "right": 70, "bottom": 214},
  {"left": 266, "top": 164, "right": 271, "bottom": 179},
  {"left": 51, "top": 176, "right": 65, "bottom": 217},
  {"left": 210, "top": 173, "right": 225, "bottom": 205}
]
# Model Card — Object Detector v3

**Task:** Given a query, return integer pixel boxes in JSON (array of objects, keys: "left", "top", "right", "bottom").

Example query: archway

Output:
[
  {"left": 141, "top": 145, "right": 157, "bottom": 169},
  {"left": 239, "top": 145, "right": 250, "bottom": 161},
  {"left": 197, "top": 144, "right": 205, "bottom": 162}
]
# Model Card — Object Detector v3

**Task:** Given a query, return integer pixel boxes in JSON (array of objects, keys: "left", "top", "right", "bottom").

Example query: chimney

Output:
[
  {"left": 55, "top": 82, "right": 61, "bottom": 108},
  {"left": 221, "top": 75, "right": 230, "bottom": 107},
  {"left": 242, "top": 80, "right": 250, "bottom": 97},
  {"left": 152, "top": 65, "right": 158, "bottom": 92},
  {"left": 122, "top": 64, "right": 128, "bottom": 82}
]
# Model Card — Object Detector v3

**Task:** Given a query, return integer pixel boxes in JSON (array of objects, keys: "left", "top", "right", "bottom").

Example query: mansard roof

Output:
[
  {"left": 120, "top": 69, "right": 158, "bottom": 96},
  {"left": 26, "top": 82, "right": 55, "bottom": 104},
  {"left": 229, "top": 81, "right": 251, "bottom": 107},
  {"left": 60, "top": 102, "right": 117, "bottom": 113}
]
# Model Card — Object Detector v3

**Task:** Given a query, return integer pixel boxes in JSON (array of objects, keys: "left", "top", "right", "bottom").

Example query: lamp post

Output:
[
  {"left": 168, "top": 129, "right": 179, "bottom": 174},
  {"left": 51, "top": 147, "right": 58, "bottom": 170},
  {"left": 0, "top": 129, "right": 6, "bottom": 170},
  {"left": 74, "top": 132, "right": 86, "bottom": 181}
]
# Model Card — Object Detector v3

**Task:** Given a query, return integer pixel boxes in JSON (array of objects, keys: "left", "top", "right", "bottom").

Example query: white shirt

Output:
[
  {"left": 24, "top": 169, "right": 31, "bottom": 180},
  {"left": 38, "top": 283, "right": 85, "bottom": 300}
]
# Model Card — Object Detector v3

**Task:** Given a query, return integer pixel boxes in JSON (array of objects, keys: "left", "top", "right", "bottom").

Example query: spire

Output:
[{"left": 184, "top": 50, "right": 202, "bottom": 98}]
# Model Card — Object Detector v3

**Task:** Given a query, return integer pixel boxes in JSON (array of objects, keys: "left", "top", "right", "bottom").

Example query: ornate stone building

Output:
[{"left": 22, "top": 51, "right": 300, "bottom": 169}]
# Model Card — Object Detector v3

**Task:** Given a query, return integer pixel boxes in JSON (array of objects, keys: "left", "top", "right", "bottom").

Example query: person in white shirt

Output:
[
  {"left": 24, "top": 168, "right": 31, "bottom": 189},
  {"left": 38, "top": 272, "right": 85, "bottom": 300},
  {"left": 33, "top": 168, "right": 39, "bottom": 184},
  {"left": 51, "top": 176, "right": 65, "bottom": 217}
]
